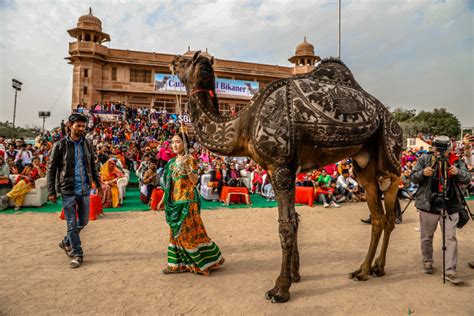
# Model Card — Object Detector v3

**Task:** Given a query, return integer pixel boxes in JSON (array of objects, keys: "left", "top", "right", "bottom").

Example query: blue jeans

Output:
[
  {"left": 62, "top": 194, "right": 90, "bottom": 257},
  {"left": 318, "top": 194, "right": 336, "bottom": 204}
]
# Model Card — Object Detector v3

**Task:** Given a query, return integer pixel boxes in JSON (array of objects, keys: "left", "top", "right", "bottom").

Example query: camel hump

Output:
[
  {"left": 320, "top": 57, "right": 349, "bottom": 68},
  {"left": 308, "top": 58, "right": 362, "bottom": 90}
]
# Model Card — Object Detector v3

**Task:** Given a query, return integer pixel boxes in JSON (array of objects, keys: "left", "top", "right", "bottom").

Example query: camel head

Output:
[{"left": 170, "top": 51, "right": 215, "bottom": 95}]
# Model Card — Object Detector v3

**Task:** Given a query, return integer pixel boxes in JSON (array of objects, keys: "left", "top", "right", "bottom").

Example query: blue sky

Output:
[{"left": 0, "top": 0, "right": 472, "bottom": 129}]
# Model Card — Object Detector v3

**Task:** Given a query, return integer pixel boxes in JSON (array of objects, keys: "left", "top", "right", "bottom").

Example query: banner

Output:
[
  {"left": 215, "top": 78, "right": 259, "bottom": 97},
  {"left": 154, "top": 74, "right": 259, "bottom": 97},
  {"left": 149, "top": 111, "right": 192, "bottom": 124},
  {"left": 93, "top": 113, "right": 121, "bottom": 121},
  {"left": 154, "top": 74, "right": 186, "bottom": 93},
  {"left": 168, "top": 113, "right": 192, "bottom": 124}
]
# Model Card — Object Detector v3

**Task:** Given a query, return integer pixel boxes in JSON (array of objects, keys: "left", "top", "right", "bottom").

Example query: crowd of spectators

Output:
[{"left": 0, "top": 104, "right": 472, "bottom": 212}]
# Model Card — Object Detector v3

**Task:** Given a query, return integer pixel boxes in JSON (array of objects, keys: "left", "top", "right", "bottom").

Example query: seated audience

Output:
[
  {"left": 316, "top": 168, "right": 331, "bottom": 186},
  {"left": 262, "top": 174, "right": 275, "bottom": 201},
  {"left": 226, "top": 163, "right": 242, "bottom": 187},
  {"left": 0, "top": 156, "right": 12, "bottom": 198},
  {"left": 6, "top": 157, "right": 19, "bottom": 175},
  {"left": 140, "top": 159, "right": 159, "bottom": 204},
  {"left": 210, "top": 161, "right": 226, "bottom": 195},
  {"left": 251, "top": 165, "right": 266, "bottom": 194},
  {"left": 2, "top": 157, "right": 45, "bottom": 210},
  {"left": 315, "top": 181, "right": 340, "bottom": 208},
  {"left": 100, "top": 159, "right": 124, "bottom": 208},
  {"left": 336, "top": 169, "right": 359, "bottom": 201}
]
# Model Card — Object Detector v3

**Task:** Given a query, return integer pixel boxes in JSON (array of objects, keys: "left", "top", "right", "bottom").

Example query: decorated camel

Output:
[{"left": 171, "top": 51, "right": 403, "bottom": 303}]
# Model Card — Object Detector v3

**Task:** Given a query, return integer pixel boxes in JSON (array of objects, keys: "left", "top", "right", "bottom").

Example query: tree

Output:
[
  {"left": 398, "top": 120, "right": 429, "bottom": 140},
  {"left": 0, "top": 121, "right": 38, "bottom": 139},
  {"left": 391, "top": 107, "right": 461, "bottom": 139},
  {"left": 392, "top": 108, "right": 416, "bottom": 122},
  {"left": 414, "top": 108, "right": 461, "bottom": 138}
]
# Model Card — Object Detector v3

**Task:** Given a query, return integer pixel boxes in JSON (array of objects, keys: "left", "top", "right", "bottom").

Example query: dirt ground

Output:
[{"left": 1, "top": 200, "right": 473, "bottom": 315}]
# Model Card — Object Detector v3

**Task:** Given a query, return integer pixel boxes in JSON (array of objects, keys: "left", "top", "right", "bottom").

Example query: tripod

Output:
[
  {"left": 436, "top": 154, "right": 449, "bottom": 284},
  {"left": 400, "top": 189, "right": 417, "bottom": 216}
]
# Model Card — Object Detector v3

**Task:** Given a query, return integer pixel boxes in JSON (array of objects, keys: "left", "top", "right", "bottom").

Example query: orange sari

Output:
[{"left": 100, "top": 160, "right": 123, "bottom": 208}]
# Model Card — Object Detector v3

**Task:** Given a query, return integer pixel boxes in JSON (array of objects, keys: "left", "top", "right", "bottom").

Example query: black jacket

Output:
[
  {"left": 411, "top": 153, "right": 471, "bottom": 215},
  {"left": 47, "top": 137, "right": 100, "bottom": 196}
]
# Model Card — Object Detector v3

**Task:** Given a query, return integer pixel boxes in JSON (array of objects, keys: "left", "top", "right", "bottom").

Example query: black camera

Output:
[{"left": 433, "top": 136, "right": 451, "bottom": 155}]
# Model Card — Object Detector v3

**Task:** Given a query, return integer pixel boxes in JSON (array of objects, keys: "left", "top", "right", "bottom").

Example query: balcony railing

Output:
[{"left": 69, "top": 41, "right": 108, "bottom": 56}]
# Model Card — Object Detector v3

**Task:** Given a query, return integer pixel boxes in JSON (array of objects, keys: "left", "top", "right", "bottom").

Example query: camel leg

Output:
[
  {"left": 290, "top": 212, "right": 301, "bottom": 282},
  {"left": 349, "top": 166, "right": 385, "bottom": 281},
  {"left": 370, "top": 175, "right": 399, "bottom": 277},
  {"left": 265, "top": 167, "right": 297, "bottom": 303}
]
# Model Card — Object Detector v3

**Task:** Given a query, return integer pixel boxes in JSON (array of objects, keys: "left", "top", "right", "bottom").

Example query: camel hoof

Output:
[
  {"left": 270, "top": 291, "right": 290, "bottom": 303},
  {"left": 265, "top": 288, "right": 277, "bottom": 300},
  {"left": 291, "top": 273, "right": 301, "bottom": 283},
  {"left": 370, "top": 266, "right": 385, "bottom": 277},
  {"left": 349, "top": 270, "right": 369, "bottom": 281}
]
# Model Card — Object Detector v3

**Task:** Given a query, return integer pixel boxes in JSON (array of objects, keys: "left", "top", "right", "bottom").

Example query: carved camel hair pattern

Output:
[{"left": 171, "top": 51, "right": 403, "bottom": 303}]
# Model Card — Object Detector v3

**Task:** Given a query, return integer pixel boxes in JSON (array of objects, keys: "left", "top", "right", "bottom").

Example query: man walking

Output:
[{"left": 47, "top": 114, "right": 101, "bottom": 268}]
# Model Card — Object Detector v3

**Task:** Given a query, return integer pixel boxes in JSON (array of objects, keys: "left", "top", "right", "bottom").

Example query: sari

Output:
[
  {"left": 162, "top": 156, "right": 224, "bottom": 274},
  {"left": 7, "top": 165, "right": 45, "bottom": 207},
  {"left": 100, "top": 159, "right": 123, "bottom": 208}
]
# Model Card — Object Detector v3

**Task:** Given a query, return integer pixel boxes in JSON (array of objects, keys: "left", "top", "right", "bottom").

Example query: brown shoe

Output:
[
  {"left": 162, "top": 267, "right": 187, "bottom": 274},
  {"left": 59, "top": 241, "right": 74, "bottom": 258},
  {"left": 469, "top": 261, "right": 474, "bottom": 269},
  {"left": 70, "top": 256, "right": 83, "bottom": 269},
  {"left": 423, "top": 262, "right": 433, "bottom": 274}
]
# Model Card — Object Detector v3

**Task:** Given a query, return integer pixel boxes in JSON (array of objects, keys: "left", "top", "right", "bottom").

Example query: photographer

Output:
[
  {"left": 14, "top": 143, "right": 32, "bottom": 170},
  {"left": 411, "top": 136, "right": 471, "bottom": 285}
]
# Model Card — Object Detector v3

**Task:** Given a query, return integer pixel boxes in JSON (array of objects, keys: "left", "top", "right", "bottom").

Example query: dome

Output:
[
  {"left": 68, "top": 8, "right": 110, "bottom": 43},
  {"left": 295, "top": 37, "right": 314, "bottom": 56},
  {"left": 77, "top": 8, "right": 102, "bottom": 31},
  {"left": 288, "top": 36, "right": 321, "bottom": 71}
]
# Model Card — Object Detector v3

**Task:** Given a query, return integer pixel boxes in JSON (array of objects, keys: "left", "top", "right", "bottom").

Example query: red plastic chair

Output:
[
  {"left": 149, "top": 188, "right": 164, "bottom": 210},
  {"left": 59, "top": 194, "right": 103, "bottom": 220},
  {"left": 295, "top": 186, "right": 314, "bottom": 206}
]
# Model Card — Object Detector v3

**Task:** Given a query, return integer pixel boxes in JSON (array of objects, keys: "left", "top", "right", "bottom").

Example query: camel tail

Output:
[{"left": 377, "top": 107, "right": 403, "bottom": 176}]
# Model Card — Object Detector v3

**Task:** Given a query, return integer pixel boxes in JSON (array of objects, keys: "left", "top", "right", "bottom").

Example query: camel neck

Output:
[{"left": 188, "top": 92, "right": 251, "bottom": 156}]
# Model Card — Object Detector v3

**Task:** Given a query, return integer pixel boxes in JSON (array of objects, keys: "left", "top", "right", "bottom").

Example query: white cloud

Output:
[{"left": 0, "top": 0, "right": 472, "bottom": 130}]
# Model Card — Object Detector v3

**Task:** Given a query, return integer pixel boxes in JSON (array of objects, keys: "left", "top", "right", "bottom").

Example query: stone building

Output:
[{"left": 66, "top": 9, "right": 319, "bottom": 115}]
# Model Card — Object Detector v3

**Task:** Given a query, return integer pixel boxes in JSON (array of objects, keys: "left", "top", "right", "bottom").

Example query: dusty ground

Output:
[{"left": 1, "top": 200, "right": 473, "bottom": 315}]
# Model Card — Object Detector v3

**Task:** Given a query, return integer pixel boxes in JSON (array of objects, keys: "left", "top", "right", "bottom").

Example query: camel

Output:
[
  {"left": 244, "top": 82, "right": 259, "bottom": 96},
  {"left": 171, "top": 51, "right": 403, "bottom": 303},
  {"left": 155, "top": 76, "right": 169, "bottom": 91}
]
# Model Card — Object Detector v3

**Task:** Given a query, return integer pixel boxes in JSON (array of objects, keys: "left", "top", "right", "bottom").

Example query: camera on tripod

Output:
[{"left": 433, "top": 136, "right": 452, "bottom": 155}]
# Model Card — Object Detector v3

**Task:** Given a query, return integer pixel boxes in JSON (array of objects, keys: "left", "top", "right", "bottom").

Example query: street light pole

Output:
[
  {"left": 38, "top": 111, "right": 51, "bottom": 135},
  {"left": 338, "top": 0, "right": 341, "bottom": 59},
  {"left": 13, "top": 89, "right": 18, "bottom": 128},
  {"left": 11, "top": 79, "right": 23, "bottom": 128}
]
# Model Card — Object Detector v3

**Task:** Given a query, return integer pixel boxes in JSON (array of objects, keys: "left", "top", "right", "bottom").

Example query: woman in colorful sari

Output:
[
  {"left": 100, "top": 159, "right": 123, "bottom": 208},
  {"left": 0, "top": 156, "right": 12, "bottom": 204},
  {"left": 157, "top": 133, "right": 224, "bottom": 275},
  {"left": 3, "top": 157, "right": 45, "bottom": 210}
]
